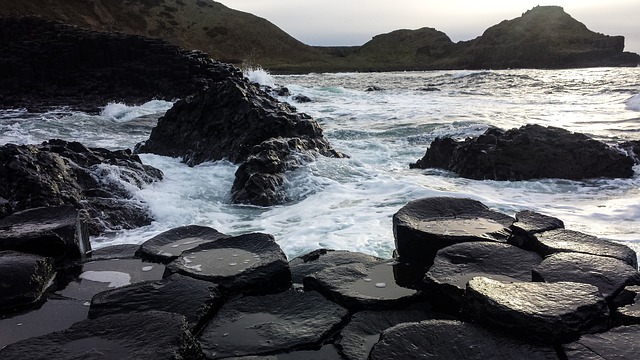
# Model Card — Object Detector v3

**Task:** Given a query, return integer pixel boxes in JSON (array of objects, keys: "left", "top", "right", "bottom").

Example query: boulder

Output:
[
  {"left": 289, "top": 249, "right": 383, "bottom": 284},
  {"left": 0, "top": 206, "right": 90, "bottom": 262},
  {"left": 0, "top": 251, "right": 55, "bottom": 311},
  {"left": 392, "top": 197, "right": 513, "bottom": 266},
  {"left": 411, "top": 125, "right": 635, "bottom": 180},
  {"left": 89, "top": 244, "right": 139, "bottom": 260},
  {"left": 508, "top": 210, "right": 564, "bottom": 247},
  {"left": 527, "top": 229, "right": 638, "bottom": 268},
  {"left": 0, "top": 311, "right": 203, "bottom": 359},
  {"left": 197, "top": 290, "right": 349, "bottom": 358},
  {"left": 532, "top": 252, "right": 640, "bottom": 300},
  {"left": 165, "top": 232, "right": 291, "bottom": 295},
  {"left": 463, "top": 277, "right": 610, "bottom": 343},
  {"left": 136, "top": 225, "right": 229, "bottom": 264},
  {"left": 89, "top": 273, "right": 223, "bottom": 332},
  {"left": 335, "top": 309, "right": 440, "bottom": 360},
  {"left": 368, "top": 319, "right": 558, "bottom": 360},
  {"left": 0, "top": 139, "right": 163, "bottom": 234},
  {"left": 613, "top": 286, "right": 640, "bottom": 325},
  {"left": 424, "top": 242, "right": 543, "bottom": 309},
  {"left": 303, "top": 258, "right": 423, "bottom": 311},
  {"left": 562, "top": 325, "right": 640, "bottom": 359}
]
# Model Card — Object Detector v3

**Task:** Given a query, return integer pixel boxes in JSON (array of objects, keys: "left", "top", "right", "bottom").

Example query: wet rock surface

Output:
[
  {"left": 136, "top": 225, "right": 229, "bottom": 264},
  {"left": 392, "top": 197, "right": 513, "bottom": 266},
  {"left": 368, "top": 319, "right": 558, "bottom": 360},
  {"left": 289, "top": 249, "right": 383, "bottom": 284},
  {"left": 0, "top": 311, "right": 203, "bottom": 359},
  {"left": 198, "top": 290, "right": 349, "bottom": 359},
  {"left": 166, "top": 233, "right": 291, "bottom": 295},
  {"left": 562, "top": 325, "right": 640, "bottom": 359},
  {"left": 0, "top": 251, "right": 55, "bottom": 310},
  {"left": 463, "top": 277, "right": 610, "bottom": 343},
  {"left": 614, "top": 286, "right": 640, "bottom": 325},
  {"left": 412, "top": 124, "right": 635, "bottom": 180},
  {"left": 424, "top": 242, "right": 543, "bottom": 309},
  {"left": 0, "top": 139, "right": 163, "bottom": 234},
  {"left": 532, "top": 252, "right": 640, "bottom": 300},
  {"left": 508, "top": 210, "right": 565, "bottom": 247}
]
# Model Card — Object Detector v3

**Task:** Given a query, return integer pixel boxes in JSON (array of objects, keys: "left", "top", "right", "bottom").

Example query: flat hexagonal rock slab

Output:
[
  {"left": 0, "top": 311, "right": 203, "bottom": 359},
  {"left": 562, "top": 325, "right": 640, "bottom": 359},
  {"left": 303, "top": 259, "right": 423, "bottom": 311},
  {"left": 335, "top": 309, "right": 440, "bottom": 360},
  {"left": 532, "top": 252, "right": 640, "bottom": 300},
  {"left": 368, "top": 319, "right": 558, "bottom": 360},
  {"left": 463, "top": 277, "right": 610, "bottom": 343},
  {"left": 424, "top": 242, "right": 542, "bottom": 308},
  {"left": 198, "top": 290, "right": 349, "bottom": 359},
  {"left": 166, "top": 232, "right": 291, "bottom": 295},
  {"left": 289, "top": 249, "right": 383, "bottom": 284},
  {"left": 0, "top": 250, "right": 55, "bottom": 310},
  {"left": 613, "top": 286, "right": 640, "bottom": 325},
  {"left": 136, "top": 225, "right": 229, "bottom": 264},
  {"left": 528, "top": 229, "right": 638, "bottom": 268},
  {"left": 508, "top": 210, "right": 564, "bottom": 247},
  {"left": 89, "top": 273, "right": 223, "bottom": 332},
  {"left": 392, "top": 197, "right": 513, "bottom": 266}
]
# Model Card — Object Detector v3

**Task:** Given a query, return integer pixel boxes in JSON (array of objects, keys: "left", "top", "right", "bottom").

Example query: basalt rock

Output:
[
  {"left": 0, "top": 139, "right": 163, "bottom": 234},
  {"left": 136, "top": 225, "right": 229, "bottom": 264},
  {"left": 508, "top": 210, "right": 565, "bottom": 247},
  {"left": 0, "top": 16, "right": 241, "bottom": 113},
  {"left": 0, "top": 251, "right": 55, "bottom": 311},
  {"left": 289, "top": 249, "right": 383, "bottom": 284},
  {"left": 411, "top": 124, "right": 635, "bottom": 180},
  {"left": 613, "top": 286, "right": 640, "bottom": 325},
  {"left": 562, "top": 325, "right": 640, "bottom": 359}
]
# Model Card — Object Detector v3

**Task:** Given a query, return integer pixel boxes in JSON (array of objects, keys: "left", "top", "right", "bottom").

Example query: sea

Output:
[{"left": 1, "top": 68, "right": 639, "bottom": 261}]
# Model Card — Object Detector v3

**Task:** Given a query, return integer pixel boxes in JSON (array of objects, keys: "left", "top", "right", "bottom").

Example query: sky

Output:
[{"left": 221, "top": 1, "right": 640, "bottom": 54}]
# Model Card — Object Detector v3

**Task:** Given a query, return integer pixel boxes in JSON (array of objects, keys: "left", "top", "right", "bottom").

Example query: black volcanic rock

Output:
[
  {"left": 136, "top": 225, "right": 229, "bottom": 264},
  {"left": 562, "top": 325, "right": 640, "bottom": 359},
  {"left": 0, "top": 251, "right": 55, "bottom": 310},
  {"left": 0, "top": 311, "right": 203, "bottom": 359},
  {"left": 289, "top": 249, "right": 382, "bottom": 284},
  {"left": 412, "top": 125, "right": 635, "bottom": 180},
  {"left": 508, "top": 210, "right": 565, "bottom": 247},
  {"left": 392, "top": 197, "right": 513, "bottom": 266},
  {"left": 463, "top": 277, "right": 610, "bottom": 343},
  {"left": 614, "top": 285, "right": 640, "bottom": 325},
  {"left": 0, "top": 139, "right": 163, "bottom": 234},
  {"left": 368, "top": 319, "right": 558, "bottom": 360},
  {"left": 0, "top": 16, "right": 241, "bottom": 112}
]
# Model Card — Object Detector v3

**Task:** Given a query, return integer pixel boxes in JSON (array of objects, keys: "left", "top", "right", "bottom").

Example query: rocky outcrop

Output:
[
  {"left": 0, "top": 139, "right": 163, "bottom": 234},
  {"left": 0, "top": 16, "right": 241, "bottom": 112},
  {"left": 411, "top": 124, "right": 635, "bottom": 180},
  {"left": 0, "top": 251, "right": 55, "bottom": 311}
]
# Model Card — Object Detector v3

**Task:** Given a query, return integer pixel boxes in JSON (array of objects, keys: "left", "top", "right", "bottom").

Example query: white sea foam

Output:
[
  {"left": 100, "top": 100, "right": 173, "bottom": 122},
  {"left": 245, "top": 67, "right": 276, "bottom": 87}
]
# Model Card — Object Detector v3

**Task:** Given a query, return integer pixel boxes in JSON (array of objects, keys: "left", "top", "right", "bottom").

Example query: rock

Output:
[
  {"left": 508, "top": 210, "right": 564, "bottom": 247},
  {"left": 463, "top": 277, "right": 610, "bottom": 343},
  {"left": 620, "top": 140, "right": 640, "bottom": 164},
  {"left": 136, "top": 225, "right": 229, "bottom": 264},
  {"left": 411, "top": 124, "right": 635, "bottom": 180},
  {"left": 56, "top": 258, "right": 165, "bottom": 301},
  {"left": 303, "top": 258, "right": 423, "bottom": 311},
  {"left": 0, "top": 16, "right": 241, "bottom": 112},
  {"left": 392, "top": 197, "right": 513, "bottom": 266},
  {"left": 526, "top": 229, "right": 638, "bottom": 268},
  {"left": 532, "top": 252, "right": 640, "bottom": 300},
  {"left": 335, "top": 309, "right": 439, "bottom": 360},
  {"left": 0, "top": 206, "right": 90, "bottom": 263},
  {"left": 89, "top": 273, "right": 223, "bottom": 332},
  {"left": 0, "top": 139, "right": 163, "bottom": 235},
  {"left": 0, "top": 251, "right": 55, "bottom": 311},
  {"left": 613, "top": 286, "right": 640, "bottom": 325},
  {"left": 368, "top": 319, "right": 558, "bottom": 360},
  {"left": 197, "top": 290, "right": 349, "bottom": 358},
  {"left": 0, "top": 299, "right": 89, "bottom": 349},
  {"left": 289, "top": 249, "right": 382, "bottom": 284},
  {"left": 292, "top": 95, "right": 312, "bottom": 103},
  {"left": 89, "top": 244, "right": 139, "bottom": 260},
  {"left": 165, "top": 232, "right": 291, "bottom": 295},
  {"left": 0, "top": 311, "right": 204, "bottom": 359},
  {"left": 424, "top": 242, "right": 543, "bottom": 309},
  {"left": 562, "top": 325, "right": 640, "bottom": 359}
]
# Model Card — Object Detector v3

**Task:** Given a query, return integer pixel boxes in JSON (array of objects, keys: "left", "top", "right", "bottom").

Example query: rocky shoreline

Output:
[{"left": 1, "top": 197, "right": 639, "bottom": 359}]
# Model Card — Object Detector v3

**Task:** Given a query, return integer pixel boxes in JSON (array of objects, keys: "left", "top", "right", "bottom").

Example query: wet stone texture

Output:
[
  {"left": 89, "top": 273, "right": 223, "bottom": 332},
  {"left": 424, "top": 241, "right": 542, "bottom": 309},
  {"left": 198, "top": 290, "right": 349, "bottom": 359},
  {"left": 562, "top": 325, "right": 640, "bottom": 360},
  {"left": 289, "top": 249, "right": 383, "bottom": 284},
  {"left": 508, "top": 210, "right": 564, "bottom": 247},
  {"left": 0, "top": 250, "right": 55, "bottom": 310},
  {"left": 368, "top": 319, "right": 558, "bottom": 360},
  {"left": 463, "top": 277, "right": 610, "bottom": 343},
  {"left": 528, "top": 229, "right": 638, "bottom": 268},
  {"left": 532, "top": 252, "right": 640, "bottom": 301},
  {"left": 136, "top": 225, "right": 229, "bottom": 264},
  {"left": 613, "top": 286, "right": 640, "bottom": 325},
  {"left": 303, "top": 259, "right": 423, "bottom": 311},
  {"left": 0, "top": 311, "right": 203, "bottom": 359},
  {"left": 166, "top": 232, "right": 291, "bottom": 295},
  {"left": 392, "top": 197, "right": 513, "bottom": 267}
]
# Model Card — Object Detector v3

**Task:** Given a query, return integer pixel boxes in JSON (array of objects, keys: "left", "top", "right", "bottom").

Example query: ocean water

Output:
[{"left": 1, "top": 68, "right": 639, "bottom": 260}]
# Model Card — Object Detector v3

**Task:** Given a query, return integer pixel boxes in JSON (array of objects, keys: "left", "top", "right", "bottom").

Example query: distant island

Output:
[{"left": 1, "top": 1, "right": 638, "bottom": 73}]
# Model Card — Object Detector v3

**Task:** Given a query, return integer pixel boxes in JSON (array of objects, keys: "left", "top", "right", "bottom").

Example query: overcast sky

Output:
[{"left": 221, "top": 1, "right": 640, "bottom": 54}]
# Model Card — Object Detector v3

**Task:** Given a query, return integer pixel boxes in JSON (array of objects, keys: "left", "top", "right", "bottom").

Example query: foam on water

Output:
[
  {"left": 100, "top": 100, "right": 173, "bottom": 123},
  {"left": 627, "top": 94, "right": 640, "bottom": 112},
  {"left": 245, "top": 67, "right": 276, "bottom": 87}
]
